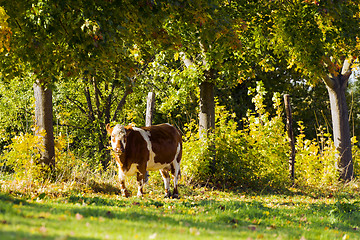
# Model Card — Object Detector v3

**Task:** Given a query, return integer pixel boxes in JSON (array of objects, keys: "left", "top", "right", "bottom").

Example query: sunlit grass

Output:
[{"left": 0, "top": 175, "right": 360, "bottom": 240}]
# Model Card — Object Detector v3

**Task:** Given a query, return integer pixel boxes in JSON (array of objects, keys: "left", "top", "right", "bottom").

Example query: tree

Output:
[
  {"left": 162, "top": 1, "right": 245, "bottom": 137},
  {"left": 0, "top": 0, "right": 170, "bottom": 171},
  {"left": 55, "top": 75, "right": 135, "bottom": 168},
  {"left": 249, "top": 0, "right": 360, "bottom": 181}
]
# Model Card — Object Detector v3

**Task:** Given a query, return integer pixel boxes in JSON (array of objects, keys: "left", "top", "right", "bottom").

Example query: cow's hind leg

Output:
[
  {"left": 160, "top": 169, "right": 171, "bottom": 198},
  {"left": 170, "top": 143, "right": 182, "bottom": 199},
  {"left": 136, "top": 171, "right": 146, "bottom": 198},
  {"left": 171, "top": 163, "right": 181, "bottom": 199}
]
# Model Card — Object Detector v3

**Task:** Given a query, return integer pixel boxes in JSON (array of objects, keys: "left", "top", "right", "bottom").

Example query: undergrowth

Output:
[{"left": 0, "top": 81, "right": 359, "bottom": 198}]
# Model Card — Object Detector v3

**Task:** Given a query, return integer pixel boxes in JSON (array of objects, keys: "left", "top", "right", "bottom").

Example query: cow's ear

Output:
[{"left": 106, "top": 123, "right": 112, "bottom": 135}]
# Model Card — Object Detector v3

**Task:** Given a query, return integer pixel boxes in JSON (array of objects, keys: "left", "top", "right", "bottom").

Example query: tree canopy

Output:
[{"left": 1, "top": 0, "right": 360, "bottom": 184}]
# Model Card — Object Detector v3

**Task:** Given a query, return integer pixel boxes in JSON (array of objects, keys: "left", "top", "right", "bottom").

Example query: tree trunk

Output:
[
  {"left": 199, "top": 80, "right": 216, "bottom": 174},
  {"left": 284, "top": 94, "right": 295, "bottom": 182},
  {"left": 199, "top": 81, "right": 215, "bottom": 139},
  {"left": 33, "top": 80, "right": 55, "bottom": 169},
  {"left": 326, "top": 79, "right": 353, "bottom": 181},
  {"left": 146, "top": 92, "right": 155, "bottom": 127}
]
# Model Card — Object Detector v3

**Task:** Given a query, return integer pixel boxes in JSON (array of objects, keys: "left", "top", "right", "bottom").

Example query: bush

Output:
[
  {"left": 182, "top": 82, "right": 290, "bottom": 190},
  {"left": 0, "top": 131, "right": 48, "bottom": 181},
  {"left": 0, "top": 130, "right": 91, "bottom": 183},
  {"left": 352, "top": 137, "right": 360, "bottom": 178},
  {"left": 295, "top": 125, "right": 360, "bottom": 190},
  {"left": 294, "top": 122, "right": 337, "bottom": 188},
  {"left": 241, "top": 84, "right": 289, "bottom": 189}
]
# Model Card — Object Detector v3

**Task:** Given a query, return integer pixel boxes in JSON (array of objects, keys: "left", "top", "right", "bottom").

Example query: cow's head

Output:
[{"left": 106, "top": 124, "right": 127, "bottom": 154}]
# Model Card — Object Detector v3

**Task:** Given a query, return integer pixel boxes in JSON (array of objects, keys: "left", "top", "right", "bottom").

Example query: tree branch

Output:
[
  {"left": 104, "top": 82, "right": 116, "bottom": 124},
  {"left": 321, "top": 55, "right": 336, "bottom": 89},
  {"left": 340, "top": 58, "right": 353, "bottom": 86},
  {"left": 58, "top": 17, "right": 69, "bottom": 36},
  {"left": 322, "top": 74, "right": 336, "bottom": 89},
  {"left": 84, "top": 86, "right": 95, "bottom": 122},
  {"left": 56, "top": 122, "right": 85, "bottom": 130},
  {"left": 92, "top": 77, "right": 102, "bottom": 118},
  {"left": 15, "top": 19, "right": 22, "bottom": 32},
  {"left": 341, "top": 58, "right": 352, "bottom": 75},
  {"left": 65, "top": 95, "right": 87, "bottom": 116},
  {"left": 111, "top": 88, "right": 133, "bottom": 122}
]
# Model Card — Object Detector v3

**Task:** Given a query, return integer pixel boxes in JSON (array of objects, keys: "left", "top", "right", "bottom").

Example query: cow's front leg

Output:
[
  {"left": 160, "top": 169, "right": 171, "bottom": 198},
  {"left": 120, "top": 179, "right": 130, "bottom": 197},
  {"left": 118, "top": 165, "right": 130, "bottom": 197},
  {"left": 136, "top": 172, "right": 145, "bottom": 197}
]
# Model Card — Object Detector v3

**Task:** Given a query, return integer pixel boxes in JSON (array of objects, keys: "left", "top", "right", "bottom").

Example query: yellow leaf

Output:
[{"left": 174, "top": 52, "right": 179, "bottom": 61}]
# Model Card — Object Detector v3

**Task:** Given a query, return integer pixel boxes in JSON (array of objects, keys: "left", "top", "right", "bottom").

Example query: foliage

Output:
[
  {"left": 295, "top": 124, "right": 360, "bottom": 190},
  {"left": 295, "top": 122, "right": 337, "bottom": 188},
  {"left": 0, "top": 77, "right": 34, "bottom": 153},
  {"left": 182, "top": 82, "right": 289, "bottom": 190},
  {"left": 0, "top": 131, "right": 47, "bottom": 181},
  {"left": 248, "top": 0, "right": 360, "bottom": 79},
  {"left": 182, "top": 119, "right": 213, "bottom": 185},
  {"left": 132, "top": 51, "right": 199, "bottom": 127},
  {"left": 242, "top": 82, "right": 289, "bottom": 189},
  {"left": 0, "top": 129, "right": 90, "bottom": 183},
  {"left": 54, "top": 77, "right": 126, "bottom": 167},
  {"left": 352, "top": 136, "right": 360, "bottom": 178},
  {"left": 0, "top": 6, "right": 11, "bottom": 53},
  {"left": 348, "top": 77, "right": 360, "bottom": 143}
]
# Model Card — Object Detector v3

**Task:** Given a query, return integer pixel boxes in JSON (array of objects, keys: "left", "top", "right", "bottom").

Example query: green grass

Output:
[
  {"left": 0, "top": 186, "right": 360, "bottom": 240},
  {"left": 0, "top": 174, "right": 360, "bottom": 240}
]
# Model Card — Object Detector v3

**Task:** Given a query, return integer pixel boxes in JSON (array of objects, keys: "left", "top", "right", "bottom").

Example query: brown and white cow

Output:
[{"left": 106, "top": 123, "right": 182, "bottom": 198}]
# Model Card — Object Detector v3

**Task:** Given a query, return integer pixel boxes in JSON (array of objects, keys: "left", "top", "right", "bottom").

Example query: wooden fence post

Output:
[
  {"left": 146, "top": 92, "right": 155, "bottom": 127},
  {"left": 284, "top": 94, "right": 296, "bottom": 183},
  {"left": 145, "top": 92, "right": 155, "bottom": 183}
]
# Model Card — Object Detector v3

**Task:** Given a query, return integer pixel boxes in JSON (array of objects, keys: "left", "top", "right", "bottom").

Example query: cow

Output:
[{"left": 106, "top": 123, "right": 182, "bottom": 198}]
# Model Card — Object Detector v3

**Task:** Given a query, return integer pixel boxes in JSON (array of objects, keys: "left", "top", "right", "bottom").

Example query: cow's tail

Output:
[{"left": 177, "top": 141, "right": 182, "bottom": 180}]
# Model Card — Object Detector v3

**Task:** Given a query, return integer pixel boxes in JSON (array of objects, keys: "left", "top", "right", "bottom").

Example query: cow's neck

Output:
[{"left": 114, "top": 153, "right": 128, "bottom": 170}]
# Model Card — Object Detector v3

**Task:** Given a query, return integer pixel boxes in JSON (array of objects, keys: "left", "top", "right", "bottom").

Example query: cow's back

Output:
[{"left": 146, "top": 124, "right": 182, "bottom": 166}]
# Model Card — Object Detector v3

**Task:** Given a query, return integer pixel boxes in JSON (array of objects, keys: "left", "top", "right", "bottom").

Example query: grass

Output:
[{"left": 0, "top": 175, "right": 360, "bottom": 240}]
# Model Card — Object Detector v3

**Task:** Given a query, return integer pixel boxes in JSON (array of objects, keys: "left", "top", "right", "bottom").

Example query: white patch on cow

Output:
[
  {"left": 117, "top": 160, "right": 139, "bottom": 177},
  {"left": 160, "top": 170, "right": 171, "bottom": 191},
  {"left": 137, "top": 179, "right": 144, "bottom": 197},
  {"left": 111, "top": 125, "right": 126, "bottom": 153},
  {"left": 125, "top": 163, "right": 139, "bottom": 176},
  {"left": 172, "top": 143, "right": 181, "bottom": 186},
  {"left": 164, "top": 177, "right": 170, "bottom": 191},
  {"left": 116, "top": 161, "right": 126, "bottom": 181},
  {"left": 132, "top": 127, "right": 160, "bottom": 170},
  {"left": 147, "top": 161, "right": 170, "bottom": 171},
  {"left": 173, "top": 143, "right": 181, "bottom": 164}
]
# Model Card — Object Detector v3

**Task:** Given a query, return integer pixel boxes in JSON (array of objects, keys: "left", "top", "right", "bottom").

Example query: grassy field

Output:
[{"left": 0, "top": 178, "right": 360, "bottom": 240}]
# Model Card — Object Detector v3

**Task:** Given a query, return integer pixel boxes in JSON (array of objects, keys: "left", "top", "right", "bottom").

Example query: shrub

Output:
[
  {"left": 0, "top": 131, "right": 48, "bottom": 181},
  {"left": 182, "top": 81, "right": 290, "bottom": 190},
  {"left": 240, "top": 83, "right": 289, "bottom": 189},
  {"left": 294, "top": 122, "right": 338, "bottom": 188},
  {"left": 182, "top": 119, "right": 213, "bottom": 185},
  {"left": 0, "top": 130, "right": 89, "bottom": 183},
  {"left": 352, "top": 137, "right": 360, "bottom": 178}
]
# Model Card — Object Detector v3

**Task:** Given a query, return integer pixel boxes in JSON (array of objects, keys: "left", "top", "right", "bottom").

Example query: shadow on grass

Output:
[
  {"left": 0, "top": 230, "right": 98, "bottom": 240},
  {"left": 1, "top": 192, "right": 360, "bottom": 239}
]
